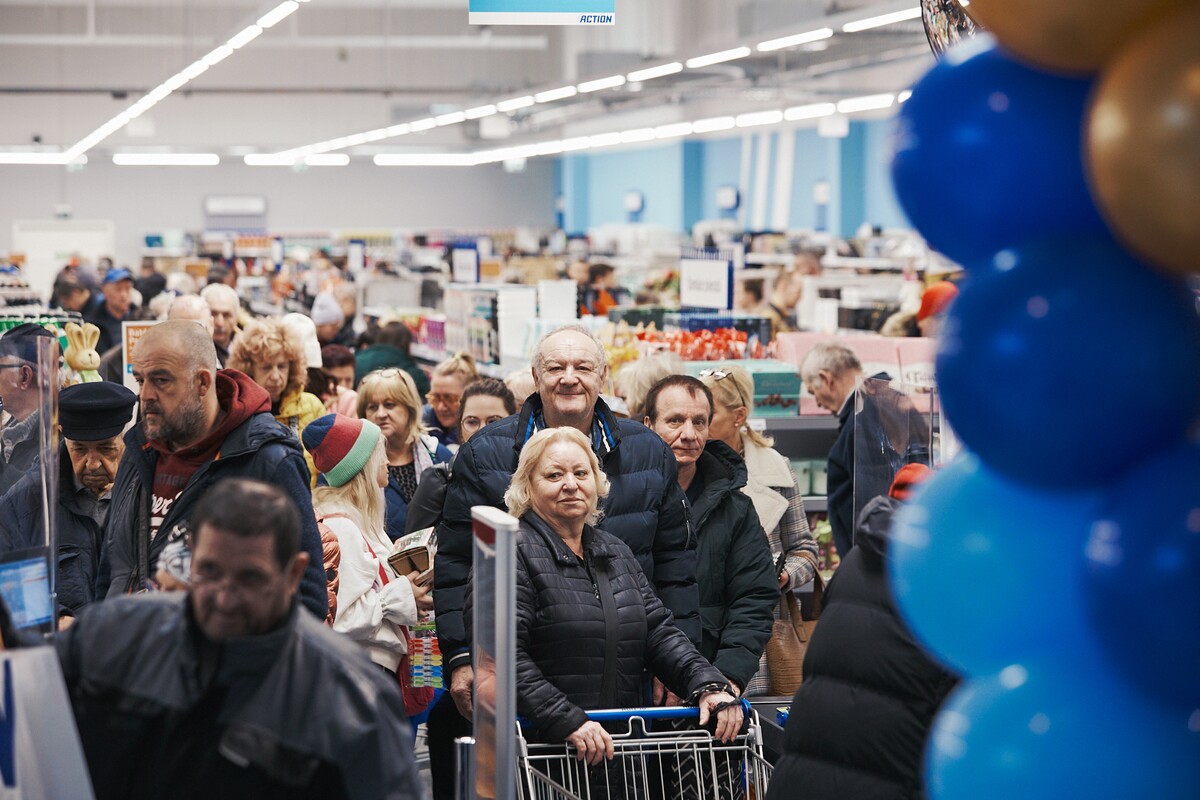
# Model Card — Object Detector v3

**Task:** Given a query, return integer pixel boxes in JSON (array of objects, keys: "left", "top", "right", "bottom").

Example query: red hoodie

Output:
[{"left": 148, "top": 370, "right": 271, "bottom": 541}]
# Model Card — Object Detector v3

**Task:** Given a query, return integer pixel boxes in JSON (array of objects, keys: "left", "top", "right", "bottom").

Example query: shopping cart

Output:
[{"left": 516, "top": 704, "right": 772, "bottom": 800}]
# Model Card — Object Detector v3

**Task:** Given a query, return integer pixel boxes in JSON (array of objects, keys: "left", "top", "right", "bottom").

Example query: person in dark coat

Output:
[
  {"left": 84, "top": 268, "right": 135, "bottom": 355},
  {"left": 801, "top": 342, "right": 929, "bottom": 558},
  {"left": 643, "top": 375, "right": 777, "bottom": 696},
  {"left": 435, "top": 325, "right": 698, "bottom": 724},
  {"left": 354, "top": 321, "right": 428, "bottom": 396},
  {"left": 0, "top": 323, "right": 58, "bottom": 492},
  {"left": 0, "top": 382, "right": 137, "bottom": 619},
  {"left": 58, "top": 478, "right": 423, "bottom": 800},
  {"left": 96, "top": 320, "right": 328, "bottom": 620},
  {"left": 467, "top": 427, "right": 741, "bottom": 764},
  {"left": 768, "top": 465, "right": 958, "bottom": 800}
]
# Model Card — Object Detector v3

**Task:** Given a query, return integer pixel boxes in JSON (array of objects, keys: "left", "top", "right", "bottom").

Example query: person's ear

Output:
[
  {"left": 643, "top": 415, "right": 652, "bottom": 427},
  {"left": 195, "top": 368, "right": 214, "bottom": 396},
  {"left": 733, "top": 405, "right": 749, "bottom": 429},
  {"left": 285, "top": 551, "right": 310, "bottom": 593}
]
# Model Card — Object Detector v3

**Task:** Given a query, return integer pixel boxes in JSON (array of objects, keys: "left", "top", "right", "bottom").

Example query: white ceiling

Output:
[{"left": 0, "top": 0, "right": 936, "bottom": 157}]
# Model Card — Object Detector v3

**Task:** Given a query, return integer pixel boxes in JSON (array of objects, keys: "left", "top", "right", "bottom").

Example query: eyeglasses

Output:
[
  {"left": 190, "top": 567, "right": 278, "bottom": 599},
  {"left": 698, "top": 368, "right": 747, "bottom": 408},
  {"left": 426, "top": 392, "right": 462, "bottom": 407}
]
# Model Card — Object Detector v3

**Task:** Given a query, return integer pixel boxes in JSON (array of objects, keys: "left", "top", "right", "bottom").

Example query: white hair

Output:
[
  {"left": 200, "top": 282, "right": 238, "bottom": 307},
  {"left": 531, "top": 324, "right": 607, "bottom": 375},
  {"left": 800, "top": 341, "right": 862, "bottom": 390}
]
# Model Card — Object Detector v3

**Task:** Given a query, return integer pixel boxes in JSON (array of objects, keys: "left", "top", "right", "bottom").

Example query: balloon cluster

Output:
[{"left": 887, "top": 3, "right": 1200, "bottom": 797}]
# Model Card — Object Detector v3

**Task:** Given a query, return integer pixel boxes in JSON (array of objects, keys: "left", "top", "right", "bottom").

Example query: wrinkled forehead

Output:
[{"left": 537, "top": 330, "right": 605, "bottom": 368}]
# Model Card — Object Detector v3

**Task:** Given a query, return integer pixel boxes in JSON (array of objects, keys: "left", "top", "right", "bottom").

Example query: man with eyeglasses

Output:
[
  {"left": 642, "top": 374, "right": 777, "bottom": 698},
  {"left": 57, "top": 478, "right": 423, "bottom": 800},
  {"left": 0, "top": 323, "right": 58, "bottom": 491},
  {"left": 97, "top": 320, "right": 328, "bottom": 620}
]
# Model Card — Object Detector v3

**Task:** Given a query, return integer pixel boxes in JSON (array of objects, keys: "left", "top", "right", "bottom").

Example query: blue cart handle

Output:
[{"left": 584, "top": 699, "right": 752, "bottom": 722}]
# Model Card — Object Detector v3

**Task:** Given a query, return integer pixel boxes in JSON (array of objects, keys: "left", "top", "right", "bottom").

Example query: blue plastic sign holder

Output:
[{"left": 469, "top": 0, "right": 613, "bottom": 26}]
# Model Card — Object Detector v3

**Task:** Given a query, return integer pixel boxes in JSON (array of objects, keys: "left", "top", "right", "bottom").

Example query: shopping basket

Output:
[{"left": 515, "top": 704, "right": 771, "bottom": 800}]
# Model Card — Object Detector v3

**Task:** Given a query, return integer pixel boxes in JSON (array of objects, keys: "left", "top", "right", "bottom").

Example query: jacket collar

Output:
[
  {"left": 522, "top": 510, "right": 615, "bottom": 566},
  {"left": 738, "top": 433, "right": 793, "bottom": 488},
  {"left": 688, "top": 439, "right": 747, "bottom": 523},
  {"left": 513, "top": 394, "right": 622, "bottom": 461}
]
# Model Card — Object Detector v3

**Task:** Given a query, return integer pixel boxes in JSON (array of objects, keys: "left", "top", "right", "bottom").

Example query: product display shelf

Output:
[{"left": 758, "top": 415, "right": 838, "bottom": 511}]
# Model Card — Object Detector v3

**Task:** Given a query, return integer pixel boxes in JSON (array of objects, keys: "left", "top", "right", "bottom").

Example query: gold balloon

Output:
[
  {"left": 966, "top": 0, "right": 1189, "bottom": 74},
  {"left": 1087, "top": 6, "right": 1200, "bottom": 277}
]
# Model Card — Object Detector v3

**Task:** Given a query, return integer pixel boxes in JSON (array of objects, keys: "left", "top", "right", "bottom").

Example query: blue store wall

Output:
[{"left": 557, "top": 118, "right": 912, "bottom": 236}]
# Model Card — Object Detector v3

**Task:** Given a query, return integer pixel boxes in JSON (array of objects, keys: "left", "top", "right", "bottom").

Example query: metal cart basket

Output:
[{"left": 516, "top": 705, "right": 771, "bottom": 800}]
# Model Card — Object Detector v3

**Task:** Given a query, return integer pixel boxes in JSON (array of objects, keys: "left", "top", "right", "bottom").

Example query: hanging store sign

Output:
[{"left": 469, "top": 0, "right": 614, "bottom": 26}]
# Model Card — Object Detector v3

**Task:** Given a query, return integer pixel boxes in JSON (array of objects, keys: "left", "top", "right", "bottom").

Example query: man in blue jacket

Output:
[{"left": 97, "top": 320, "right": 327, "bottom": 619}]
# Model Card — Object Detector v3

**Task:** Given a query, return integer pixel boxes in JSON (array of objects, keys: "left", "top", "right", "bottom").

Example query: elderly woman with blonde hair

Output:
[
  {"left": 467, "top": 426, "right": 742, "bottom": 771},
  {"left": 357, "top": 367, "right": 452, "bottom": 540},
  {"left": 699, "top": 363, "right": 819, "bottom": 696},
  {"left": 228, "top": 316, "right": 325, "bottom": 483}
]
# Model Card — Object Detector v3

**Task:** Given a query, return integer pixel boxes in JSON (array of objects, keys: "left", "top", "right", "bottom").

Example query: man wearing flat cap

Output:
[
  {"left": 0, "top": 322, "right": 58, "bottom": 492},
  {"left": 0, "top": 381, "right": 137, "bottom": 620}
]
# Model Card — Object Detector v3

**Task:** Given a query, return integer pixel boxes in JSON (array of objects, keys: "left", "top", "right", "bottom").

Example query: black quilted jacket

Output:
[
  {"left": 436, "top": 395, "right": 698, "bottom": 672},
  {"left": 469, "top": 512, "right": 723, "bottom": 743}
]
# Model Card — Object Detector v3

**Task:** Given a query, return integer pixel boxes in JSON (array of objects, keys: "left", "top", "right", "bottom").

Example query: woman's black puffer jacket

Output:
[{"left": 469, "top": 511, "right": 724, "bottom": 743}]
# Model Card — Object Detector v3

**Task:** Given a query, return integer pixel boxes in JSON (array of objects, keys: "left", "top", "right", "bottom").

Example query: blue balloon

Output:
[
  {"left": 891, "top": 37, "right": 1106, "bottom": 267},
  {"left": 1085, "top": 441, "right": 1200, "bottom": 707},
  {"left": 889, "top": 454, "right": 1101, "bottom": 677},
  {"left": 936, "top": 237, "right": 1200, "bottom": 489},
  {"left": 928, "top": 664, "right": 1200, "bottom": 800}
]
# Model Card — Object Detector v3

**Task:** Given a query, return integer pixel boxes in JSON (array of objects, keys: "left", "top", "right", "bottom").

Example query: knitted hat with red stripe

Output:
[{"left": 302, "top": 413, "right": 381, "bottom": 487}]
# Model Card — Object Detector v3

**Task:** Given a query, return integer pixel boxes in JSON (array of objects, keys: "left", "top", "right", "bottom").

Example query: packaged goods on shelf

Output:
[
  {"left": 685, "top": 359, "right": 801, "bottom": 417},
  {"left": 443, "top": 284, "right": 500, "bottom": 365},
  {"left": 662, "top": 310, "right": 772, "bottom": 348},
  {"left": 607, "top": 305, "right": 667, "bottom": 329}
]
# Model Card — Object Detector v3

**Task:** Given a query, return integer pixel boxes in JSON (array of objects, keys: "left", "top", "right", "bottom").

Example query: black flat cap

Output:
[{"left": 59, "top": 382, "right": 138, "bottom": 441}]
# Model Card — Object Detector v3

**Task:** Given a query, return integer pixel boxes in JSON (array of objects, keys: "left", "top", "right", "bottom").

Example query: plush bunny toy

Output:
[{"left": 63, "top": 321, "right": 103, "bottom": 383}]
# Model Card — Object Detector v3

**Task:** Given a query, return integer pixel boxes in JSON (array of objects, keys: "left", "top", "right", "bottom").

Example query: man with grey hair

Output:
[
  {"left": 428, "top": 324, "right": 697, "bottom": 798},
  {"left": 200, "top": 282, "right": 240, "bottom": 367},
  {"left": 800, "top": 341, "right": 928, "bottom": 558},
  {"left": 167, "top": 294, "right": 216, "bottom": 340},
  {"left": 96, "top": 320, "right": 328, "bottom": 620}
]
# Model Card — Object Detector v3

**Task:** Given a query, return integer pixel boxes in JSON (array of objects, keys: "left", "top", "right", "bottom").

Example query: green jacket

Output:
[
  {"left": 687, "top": 439, "right": 778, "bottom": 690},
  {"left": 353, "top": 344, "right": 430, "bottom": 397}
]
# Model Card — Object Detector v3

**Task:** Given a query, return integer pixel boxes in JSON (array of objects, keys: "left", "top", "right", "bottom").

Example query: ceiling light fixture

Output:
[
  {"left": 756, "top": 28, "right": 834, "bottom": 52},
  {"left": 626, "top": 62, "right": 683, "bottom": 83},
  {"left": 577, "top": 75, "right": 626, "bottom": 93},
  {"left": 685, "top": 47, "right": 752, "bottom": 69},
  {"left": 842, "top": 7, "right": 922, "bottom": 32},
  {"left": 304, "top": 153, "right": 349, "bottom": 166},
  {"left": 836, "top": 93, "right": 896, "bottom": 113},
  {"left": 112, "top": 153, "right": 220, "bottom": 166},
  {"left": 654, "top": 122, "right": 694, "bottom": 139},
  {"left": 257, "top": 1, "right": 299, "bottom": 29},
  {"left": 465, "top": 104, "right": 498, "bottom": 119},
  {"left": 374, "top": 154, "right": 478, "bottom": 166},
  {"left": 897, "top": 89, "right": 913, "bottom": 103},
  {"left": 534, "top": 86, "right": 578, "bottom": 103},
  {"left": 227, "top": 25, "right": 264, "bottom": 49},
  {"left": 618, "top": 128, "right": 657, "bottom": 143},
  {"left": 244, "top": 154, "right": 296, "bottom": 166},
  {"left": 497, "top": 95, "right": 535, "bottom": 112},
  {"left": 436, "top": 111, "right": 468, "bottom": 126},
  {"left": 692, "top": 116, "right": 737, "bottom": 133},
  {"left": 409, "top": 118, "right": 438, "bottom": 132},
  {"left": 736, "top": 110, "right": 785, "bottom": 128},
  {"left": 784, "top": 102, "right": 837, "bottom": 121}
]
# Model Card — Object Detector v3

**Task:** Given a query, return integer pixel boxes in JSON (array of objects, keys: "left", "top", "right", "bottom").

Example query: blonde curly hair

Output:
[
  {"left": 504, "top": 427, "right": 610, "bottom": 526},
  {"left": 228, "top": 317, "right": 306, "bottom": 402}
]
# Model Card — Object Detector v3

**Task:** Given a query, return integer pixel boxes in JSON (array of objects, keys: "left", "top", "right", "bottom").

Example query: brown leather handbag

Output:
[{"left": 766, "top": 569, "right": 825, "bottom": 696}]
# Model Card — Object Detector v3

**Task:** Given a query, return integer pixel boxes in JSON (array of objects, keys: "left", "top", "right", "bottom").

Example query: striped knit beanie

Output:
[{"left": 302, "top": 413, "right": 381, "bottom": 487}]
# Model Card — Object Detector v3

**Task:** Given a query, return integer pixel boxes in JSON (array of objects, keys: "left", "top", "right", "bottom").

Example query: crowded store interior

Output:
[{"left": 1, "top": 0, "right": 1199, "bottom": 798}]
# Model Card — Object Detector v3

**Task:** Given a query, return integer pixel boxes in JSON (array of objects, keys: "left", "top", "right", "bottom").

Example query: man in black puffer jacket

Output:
[
  {"left": 768, "top": 467, "right": 959, "bottom": 800},
  {"left": 435, "top": 325, "right": 697, "bottom": 721}
]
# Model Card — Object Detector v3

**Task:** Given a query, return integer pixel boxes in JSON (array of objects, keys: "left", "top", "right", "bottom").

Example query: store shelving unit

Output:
[{"left": 760, "top": 414, "right": 839, "bottom": 512}]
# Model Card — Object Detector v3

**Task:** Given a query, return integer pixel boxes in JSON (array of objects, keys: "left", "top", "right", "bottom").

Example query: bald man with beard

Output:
[{"left": 96, "top": 320, "right": 328, "bottom": 619}]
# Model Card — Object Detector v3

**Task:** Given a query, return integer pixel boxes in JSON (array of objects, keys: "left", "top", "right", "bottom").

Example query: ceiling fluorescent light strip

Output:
[
  {"left": 496, "top": 96, "right": 535, "bottom": 112},
  {"left": 784, "top": 102, "right": 836, "bottom": 121},
  {"left": 113, "top": 153, "right": 220, "bottom": 166},
  {"left": 51, "top": 1, "right": 312, "bottom": 163},
  {"left": 465, "top": 104, "right": 498, "bottom": 119},
  {"left": 245, "top": 154, "right": 296, "bottom": 166},
  {"left": 842, "top": 7, "right": 922, "bottom": 32},
  {"left": 836, "top": 93, "right": 896, "bottom": 113},
  {"left": 736, "top": 110, "right": 784, "bottom": 128},
  {"left": 374, "top": 154, "right": 478, "bottom": 167},
  {"left": 692, "top": 116, "right": 737, "bottom": 133},
  {"left": 535, "top": 86, "right": 578, "bottom": 103},
  {"left": 436, "top": 111, "right": 468, "bottom": 126},
  {"left": 685, "top": 47, "right": 752, "bottom": 69},
  {"left": 0, "top": 152, "right": 70, "bottom": 165},
  {"left": 756, "top": 28, "right": 834, "bottom": 52},
  {"left": 626, "top": 62, "right": 683, "bottom": 83},
  {"left": 304, "top": 153, "right": 349, "bottom": 166},
  {"left": 577, "top": 75, "right": 626, "bottom": 93}
]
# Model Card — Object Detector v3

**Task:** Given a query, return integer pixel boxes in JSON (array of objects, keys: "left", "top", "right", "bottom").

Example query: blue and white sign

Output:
[{"left": 469, "top": 0, "right": 614, "bottom": 26}]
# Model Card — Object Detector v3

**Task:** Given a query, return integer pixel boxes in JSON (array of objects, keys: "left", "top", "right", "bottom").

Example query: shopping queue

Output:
[{"left": 0, "top": 277, "right": 952, "bottom": 800}]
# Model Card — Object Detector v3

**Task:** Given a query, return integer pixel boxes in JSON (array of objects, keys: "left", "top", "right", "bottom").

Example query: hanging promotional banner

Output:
[{"left": 469, "top": 0, "right": 614, "bottom": 26}]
